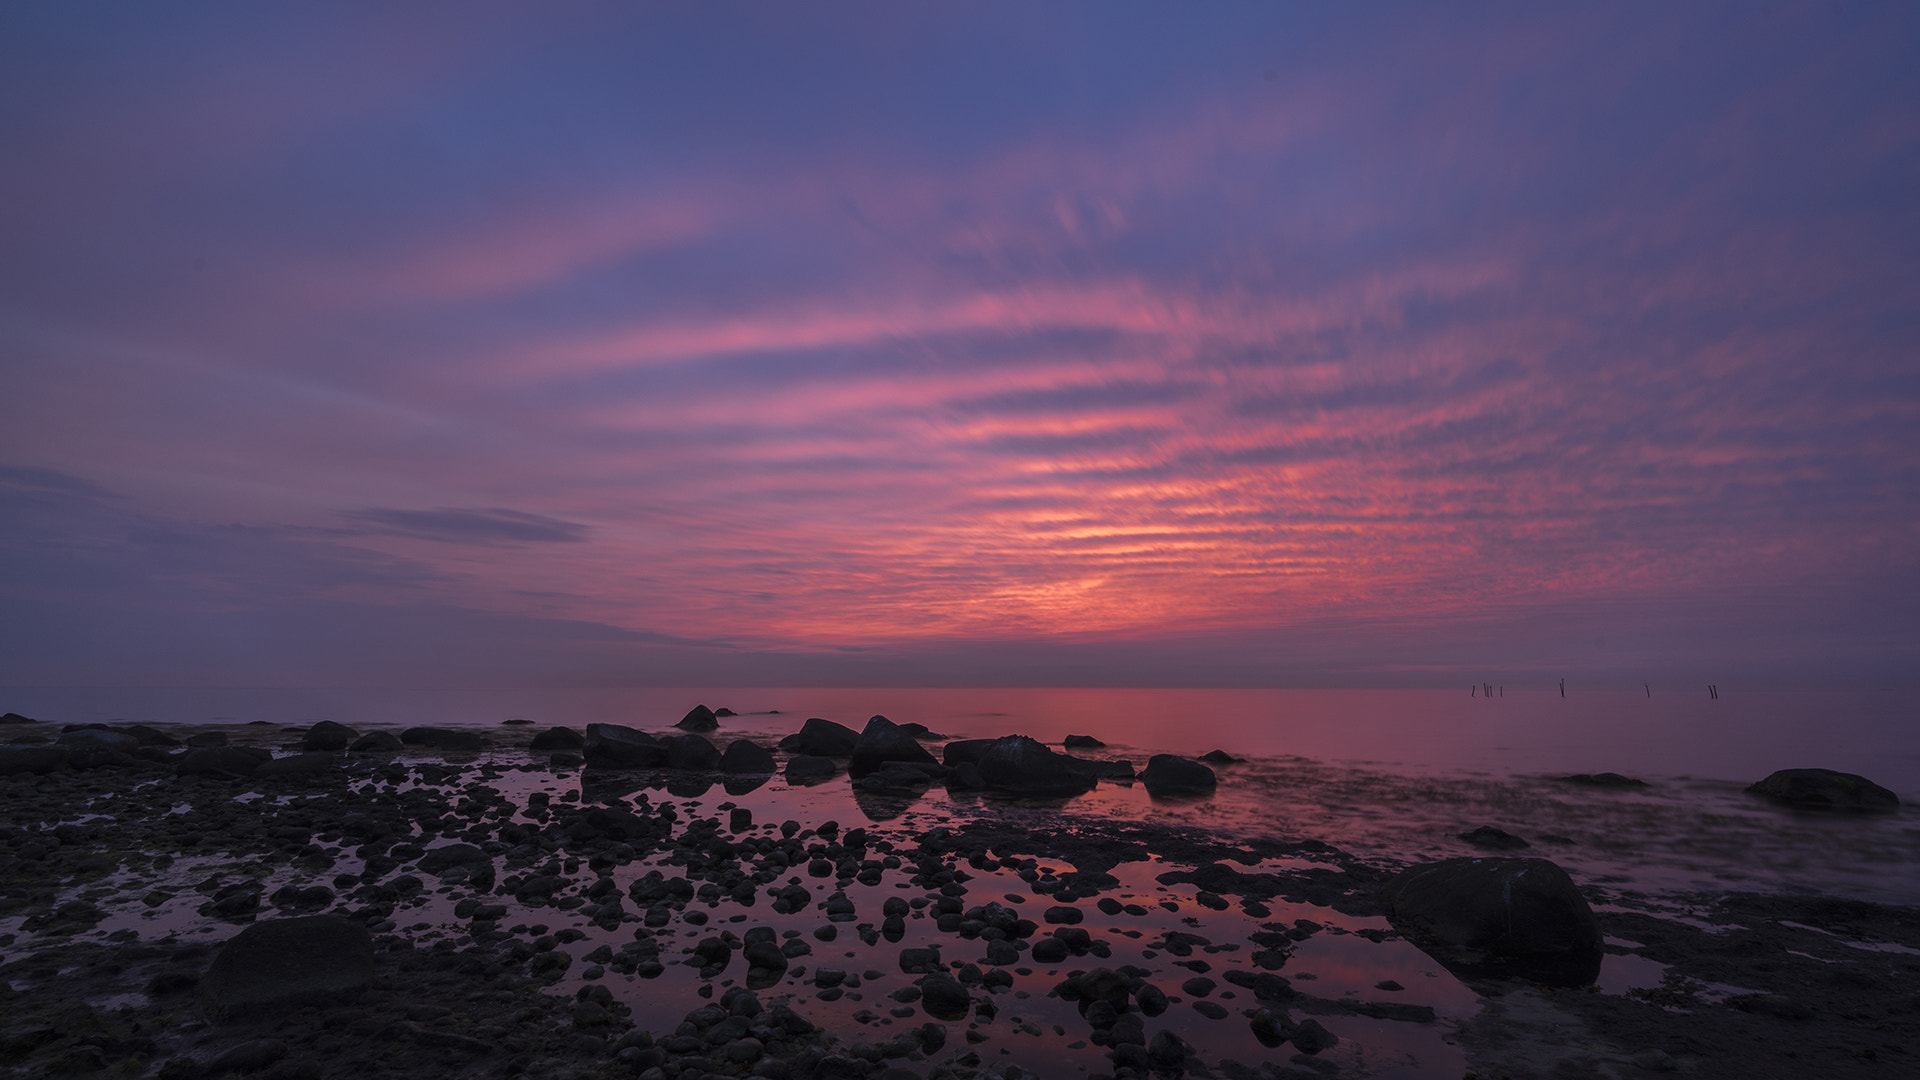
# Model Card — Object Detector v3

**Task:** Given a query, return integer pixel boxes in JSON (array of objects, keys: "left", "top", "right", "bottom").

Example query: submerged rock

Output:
[
  {"left": 1747, "top": 768, "right": 1898, "bottom": 812},
  {"left": 1383, "top": 856, "right": 1602, "bottom": 986},
  {"left": 848, "top": 715, "right": 938, "bottom": 778},
  {"left": 777, "top": 717, "right": 860, "bottom": 757},
  {"left": 1459, "top": 825, "right": 1530, "bottom": 850},
  {"left": 199, "top": 915, "right": 374, "bottom": 1021},
  {"left": 676, "top": 705, "right": 719, "bottom": 731},
  {"left": 1140, "top": 754, "right": 1216, "bottom": 797}
]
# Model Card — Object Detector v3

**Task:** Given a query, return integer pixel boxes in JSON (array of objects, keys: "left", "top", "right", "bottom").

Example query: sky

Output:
[{"left": 1, "top": 1, "right": 1916, "bottom": 689}]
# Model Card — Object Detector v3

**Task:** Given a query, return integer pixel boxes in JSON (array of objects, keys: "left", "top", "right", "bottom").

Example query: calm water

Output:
[{"left": 11, "top": 684, "right": 1919, "bottom": 902}]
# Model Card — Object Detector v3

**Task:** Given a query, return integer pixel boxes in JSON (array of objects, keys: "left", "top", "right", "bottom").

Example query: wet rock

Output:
[
  {"left": 1730, "top": 993, "right": 1813, "bottom": 1020},
  {"left": 854, "top": 764, "right": 934, "bottom": 796},
  {"left": 253, "top": 753, "right": 336, "bottom": 779},
  {"left": 300, "top": 721, "right": 355, "bottom": 752},
  {"left": 918, "top": 975, "right": 971, "bottom": 1021},
  {"left": 941, "top": 739, "right": 997, "bottom": 767},
  {"left": 778, "top": 718, "right": 861, "bottom": 757},
  {"left": 199, "top": 915, "right": 374, "bottom": 1021},
  {"left": 785, "top": 755, "right": 838, "bottom": 785},
  {"left": 1147, "top": 1030, "right": 1191, "bottom": 1070},
  {"left": 206, "top": 1039, "right": 288, "bottom": 1074},
  {"left": 1043, "top": 905, "right": 1083, "bottom": 924},
  {"left": 975, "top": 735, "right": 1098, "bottom": 797},
  {"left": 1292, "top": 1018, "right": 1339, "bottom": 1054},
  {"left": 849, "top": 716, "right": 938, "bottom": 778},
  {"left": 1746, "top": 768, "right": 1898, "bottom": 812},
  {"left": 1063, "top": 734, "right": 1105, "bottom": 749},
  {"left": 186, "top": 731, "right": 228, "bottom": 747},
  {"left": 0, "top": 745, "right": 70, "bottom": 774},
  {"left": 57, "top": 728, "right": 139, "bottom": 753},
  {"left": 899, "top": 947, "right": 942, "bottom": 974},
  {"left": 399, "top": 727, "right": 487, "bottom": 751},
  {"left": 1180, "top": 976, "right": 1215, "bottom": 997},
  {"left": 528, "top": 726, "right": 585, "bottom": 751},
  {"left": 0, "top": 711, "right": 37, "bottom": 723},
  {"left": 1557, "top": 772, "right": 1647, "bottom": 788},
  {"left": 177, "top": 747, "right": 267, "bottom": 778},
  {"left": 721, "top": 740, "right": 777, "bottom": 774},
  {"left": 1459, "top": 825, "right": 1530, "bottom": 850},
  {"left": 1222, "top": 969, "right": 1293, "bottom": 1001},
  {"left": 1383, "top": 856, "right": 1603, "bottom": 986},
  {"left": 417, "top": 843, "right": 490, "bottom": 876},
  {"left": 1199, "top": 749, "right": 1241, "bottom": 765},
  {"left": 1030, "top": 938, "right": 1069, "bottom": 963},
  {"left": 665, "top": 734, "right": 722, "bottom": 770},
  {"left": 1140, "top": 754, "right": 1216, "bottom": 797},
  {"left": 584, "top": 723, "right": 668, "bottom": 768},
  {"left": 1250, "top": 1008, "right": 1294, "bottom": 1048},
  {"left": 348, "top": 731, "right": 402, "bottom": 752},
  {"left": 678, "top": 705, "right": 720, "bottom": 731}
]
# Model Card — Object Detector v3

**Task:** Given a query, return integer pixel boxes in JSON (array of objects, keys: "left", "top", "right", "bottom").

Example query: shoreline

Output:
[{"left": 1, "top": 718, "right": 1915, "bottom": 1079}]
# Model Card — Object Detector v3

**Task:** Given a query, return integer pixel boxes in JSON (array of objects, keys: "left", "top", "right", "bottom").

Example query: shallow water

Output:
[{"left": 4, "top": 686, "right": 1917, "bottom": 1077}]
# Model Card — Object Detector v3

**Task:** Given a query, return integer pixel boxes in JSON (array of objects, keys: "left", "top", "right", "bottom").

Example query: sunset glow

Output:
[{"left": 1, "top": 2, "right": 1914, "bottom": 687}]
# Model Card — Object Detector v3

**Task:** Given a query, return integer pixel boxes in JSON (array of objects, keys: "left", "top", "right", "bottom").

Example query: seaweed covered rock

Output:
[
  {"left": 1383, "top": 857, "right": 1602, "bottom": 986},
  {"left": 1747, "top": 768, "right": 1898, "bottom": 812}
]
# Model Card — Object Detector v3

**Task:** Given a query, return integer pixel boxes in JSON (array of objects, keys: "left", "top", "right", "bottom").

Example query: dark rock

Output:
[
  {"left": 528, "top": 726, "right": 585, "bottom": 751},
  {"left": 186, "top": 732, "right": 229, "bottom": 747},
  {"left": 1383, "top": 857, "right": 1603, "bottom": 986},
  {"left": 677, "top": 705, "right": 720, "bottom": 731},
  {"left": 199, "top": 915, "right": 374, "bottom": 1021},
  {"left": 583, "top": 723, "right": 667, "bottom": 768},
  {"left": 853, "top": 764, "right": 933, "bottom": 796},
  {"left": 1730, "top": 993, "right": 1813, "bottom": 1020},
  {"left": 1135, "top": 982, "right": 1168, "bottom": 1016},
  {"left": 0, "top": 745, "right": 70, "bottom": 774},
  {"left": 975, "top": 735, "right": 1097, "bottom": 797},
  {"left": 1147, "top": 1030, "right": 1190, "bottom": 1069},
  {"left": 252, "top": 753, "right": 336, "bottom": 779},
  {"left": 121, "top": 724, "right": 183, "bottom": 746},
  {"left": 206, "top": 1039, "right": 287, "bottom": 1074},
  {"left": 1140, "top": 754, "right": 1216, "bottom": 797},
  {"left": 0, "top": 711, "right": 38, "bottom": 723},
  {"left": 777, "top": 718, "right": 861, "bottom": 757},
  {"left": 941, "top": 739, "right": 997, "bottom": 767},
  {"left": 1198, "top": 749, "right": 1241, "bottom": 765},
  {"left": 918, "top": 975, "right": 971, "bottom": 1021},
  {"left": 300, "top": 721, "right": 356, "bottom": 752},
  {"left": 57, "top": 728, "right": 139, "bottom": 755},
  {"left": 417, "top": 843, "right": 490, "bottom": 876},
  {"left": 1249, "top": 1008, "right": 1293, "bottom": 1048},
  {"left": 665, "top": 734, "right": 722, "bottom": 770},
  {"left": 848, "top": 716, "right": 938, "bottom": 778},
  {"left": 899, "top": 947, "right": 942, "bottom": 974},
  {"left": 348, "top": 731, "right": 402, "bottom": 752},
  {"left": 1458, "top": 825, "right": 1530, "bottom": 850},
  {"left": 721, "top": 740, "right": 777, "bottom": 774},
  {"left": 1066, "top": 755, "right": 1136, "bottom": 781},
  {"left": 1062, "top": 735, "right": 1105, "bottom": 749},
  {"left": 784, "top": 755, "right": 838, "bottom": 785},
  {"left": 177, "top": 747, "right": 267, "bottom": 778},
  {"left": 1030, "top": 938, "right": 1069, "bottom": 964},
  {"left": 1292, "top": 1018, "right": 1338, "bottom": 1054},
  {"left": 1180, "top": 976, "right": 1215, "bottom": 997},
  {"left": 1222, "top": 969, "right": 1294, "bottom": 1001},
  {"left": 399, "top": 727, "right": 486, "bottom": 751},
  {"left": 1556, "top": 772, "right": 1647, "bottom": 788},
  {"left": 1746, "top": 768, "right": 1898, "bottom": 812},
  {"left": 1043, "top": 905, "right": 1083, "bottom": 924}
]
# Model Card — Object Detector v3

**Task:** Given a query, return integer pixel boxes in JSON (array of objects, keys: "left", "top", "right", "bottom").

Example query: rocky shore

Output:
[{"left": 1, "top": 710, "right": 1915, "bottom": 1080}]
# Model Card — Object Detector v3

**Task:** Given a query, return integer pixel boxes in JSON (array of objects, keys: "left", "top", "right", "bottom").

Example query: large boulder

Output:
[
  {"left": 849, "top": 716, "right": 939, "bottom": 778},
  {"left": 199, "top": 915, "right": 374, "bottom": 1021},
  {"left": 975, "top": 735, "right": 1097, "bottom": 797},
  {"left": 583, "top": 724, "right": 667, "bottom": 769},
  {"left": 0, "top": 745, "right": 70, "bottom": 775},
  {"left": 399, "top": 727, "right": 487, "bottom": 752},
  {"left": 941, "top": 739, "right": 997, "bottom": 767},
  {"left": 665, "top": 734, "right": 722, "bottom": 770},
  {"left": 348, "top": 731, "right": 403, "bottom": 753},
  {"left": 528, "top": 726, "right": 585, "bottom": 751},
  {"left": 1746, "top": 769, "right": 1898, "bottom": 812},
  {"left": 777, "top": 718, "right": 861, "bottom": 757},
  {"left": 720, "top": 740, "right": 777, "bottom": 774},
  {"left": 57, "top": 728, "right": 141, "bottom": 768},
  {"left": 1383, "top": 857, "right": 1602, "bottom": 986},
  {"left": 1140, "top": 754, "right": 1217, "bottom": 797},
  {"left": 300, "top": 721, "right": 356, "bottom": 752},
  {"left": 676, "top": 705, "right": 719, "bottom": 731},
  {"left": 1063, "top": 735, "right": 1105, "bottom": 749}
]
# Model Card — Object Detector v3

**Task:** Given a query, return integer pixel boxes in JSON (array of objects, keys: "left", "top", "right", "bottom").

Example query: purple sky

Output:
[{"left": 2, "top": 2, "right": 1915, "bottom": 689}]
